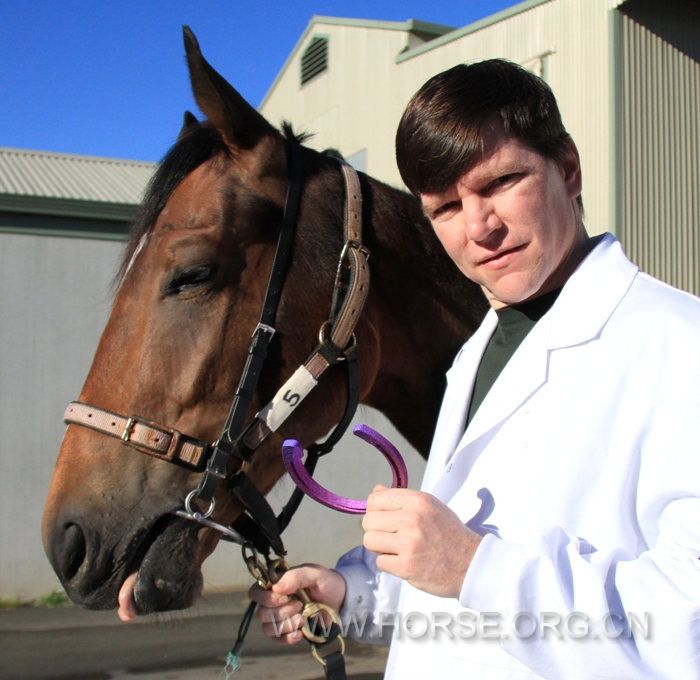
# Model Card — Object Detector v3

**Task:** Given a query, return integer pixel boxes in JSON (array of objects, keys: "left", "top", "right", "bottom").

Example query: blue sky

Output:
[{"left": 2, "top": 1, "right": 520, "bottom": 162}]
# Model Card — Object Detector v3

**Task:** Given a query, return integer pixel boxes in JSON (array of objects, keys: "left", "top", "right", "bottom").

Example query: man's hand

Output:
[
  {"left": 362, "top": 485, "right": 481, "bottom": 598},
  {"left": 248, "top": 564, "right": 346, "bottom": 645}
]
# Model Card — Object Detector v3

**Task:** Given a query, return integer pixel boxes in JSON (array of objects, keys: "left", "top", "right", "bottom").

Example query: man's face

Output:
[{"left": 420, "top": 124, "right": 584, "bottom": 308}]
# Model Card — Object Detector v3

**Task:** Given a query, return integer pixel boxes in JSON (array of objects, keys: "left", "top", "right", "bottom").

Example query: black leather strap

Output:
[
  {"left": 323, "top": 651, "right": 347, "bottom": 680},
  {"left": 228, "top": 471, "right": 285, "bottom": 556},
  {"left": 194, "top": 142, "right": 302, "bottom": 504}
]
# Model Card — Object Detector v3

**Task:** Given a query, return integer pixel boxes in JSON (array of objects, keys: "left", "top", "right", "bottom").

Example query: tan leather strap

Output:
[
  {"left": 328, "top": 164, "right": 369, "bottom": 349},
  {"left": 239, "top": 163, "right": 369, "bottom": 452},
  {"left": 342, "top": 162, "right": 362, "bottom": 244},
  {"left": 63, "top": 402, "right": 210, "bottom": 470}
]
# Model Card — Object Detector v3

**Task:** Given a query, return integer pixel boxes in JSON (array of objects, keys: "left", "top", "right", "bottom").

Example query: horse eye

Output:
[{"left": 164, "top": 264, "right": 216, "bottom": 296}]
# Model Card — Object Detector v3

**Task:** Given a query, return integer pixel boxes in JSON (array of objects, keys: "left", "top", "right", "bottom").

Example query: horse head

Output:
[{"left": 42, "top": 28, "right": 487, "bottom": 616}]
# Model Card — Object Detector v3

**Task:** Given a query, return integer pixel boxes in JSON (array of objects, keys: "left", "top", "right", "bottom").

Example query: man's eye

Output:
[
  {"left": 433, "top": 201, "right": 460, "bottom": 218},
  {"left": 494, "top": 173, "right": 519, "bottom": 186}
]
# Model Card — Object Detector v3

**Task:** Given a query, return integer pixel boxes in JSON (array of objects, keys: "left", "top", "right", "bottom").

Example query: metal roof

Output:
[{"left": 0, "top": 147, "right": 154, "bottom": 206}]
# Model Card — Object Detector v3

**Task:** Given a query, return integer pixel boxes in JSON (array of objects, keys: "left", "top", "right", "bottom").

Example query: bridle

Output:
[{"left": 63, "top": 141, "right": 370, "bottom": 679}]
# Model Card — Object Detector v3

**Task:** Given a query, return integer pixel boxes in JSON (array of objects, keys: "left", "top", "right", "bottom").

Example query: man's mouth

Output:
[{"left": 478, "top": 244, "right": 527, "bottom": 268}]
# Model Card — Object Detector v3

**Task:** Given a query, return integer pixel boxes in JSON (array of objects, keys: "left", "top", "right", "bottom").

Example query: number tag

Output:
[
  {"left": 258, "top": 366, "right": 318, "bottom": 431},
  {"left": 283, "top": 390, "right": 301, "bottom": 407}
]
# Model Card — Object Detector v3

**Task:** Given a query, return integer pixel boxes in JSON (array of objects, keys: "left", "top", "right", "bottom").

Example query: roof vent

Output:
[{"left": 301, "top": 36, "right": 328, "bottom": 86}]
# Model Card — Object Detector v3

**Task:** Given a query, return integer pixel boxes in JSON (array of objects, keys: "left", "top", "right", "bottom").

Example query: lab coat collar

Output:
[{"left": 547, "top": 233, "right": 638, "bottom": 349}]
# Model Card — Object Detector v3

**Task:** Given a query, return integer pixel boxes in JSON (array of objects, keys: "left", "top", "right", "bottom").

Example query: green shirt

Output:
[{"left": 466, "top": 288, "right": 561, "bottom": 428}]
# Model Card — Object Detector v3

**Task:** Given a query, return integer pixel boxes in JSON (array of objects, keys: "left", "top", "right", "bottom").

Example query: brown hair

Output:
[{"left": 396, "top": 59, "right": 577, "bottom": 200}]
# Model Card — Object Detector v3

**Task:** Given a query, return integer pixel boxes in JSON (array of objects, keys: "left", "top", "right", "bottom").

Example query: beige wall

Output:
[{"left": 1, "top": 233, "right": 122, "bottom": 598}]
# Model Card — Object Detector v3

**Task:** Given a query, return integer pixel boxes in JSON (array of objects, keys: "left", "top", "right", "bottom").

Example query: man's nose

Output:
[{"left": 462, "top": 197, "right": 500, "bottom": 242}]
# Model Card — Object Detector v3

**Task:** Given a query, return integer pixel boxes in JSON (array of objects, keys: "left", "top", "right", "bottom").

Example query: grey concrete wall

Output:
[
  {"left": 1, "top": 233, "right": 123, "bottom": 599},
  {"left": 0, "top": 232, "right": 426, "bottom": 600}
]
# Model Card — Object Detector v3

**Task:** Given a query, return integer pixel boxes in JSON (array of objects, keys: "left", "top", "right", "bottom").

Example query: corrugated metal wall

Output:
[{"left": 617, "top": 1, "right": 700, "bottom": 294}]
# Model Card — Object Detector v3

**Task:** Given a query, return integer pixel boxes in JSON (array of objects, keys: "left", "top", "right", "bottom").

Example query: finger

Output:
[
  {"left": 262, "top": 612, "right": 305, "bottom": 638},
  {"left": 257, "top": 599, "right": 303, "bottom": 624},
  {"left": 366, "top": 486, "right": 414, "bottom": 511},
  {"left": 363, "top": 529, "right": 402, "bottom": 555},
  {"left": 362, "top": 508, "right": 405, "bottom": 532},
  {"left": 267, "top": 628, "right": 305, "bottom": 645},
  {"left": 375, "top": 552, "right": 404, "bottom": 578},
  {"left": 270, "top": 565, "right": 321, "bottom": 596},
  {"left": 248, "top": 583, "right": 291, "bottom": 608}
]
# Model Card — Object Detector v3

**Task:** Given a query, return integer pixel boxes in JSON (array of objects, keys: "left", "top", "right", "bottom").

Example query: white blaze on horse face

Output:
[{"left": 118, "top": 233, "right": 150, "bottom": 290}]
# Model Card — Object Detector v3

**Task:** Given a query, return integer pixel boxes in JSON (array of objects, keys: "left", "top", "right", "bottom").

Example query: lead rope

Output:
[
  {"left": 223, "top": 600, "right": 256, "bottom": 676},
  {"left": 221, "top": 546, "right": 346, "bottom": 680}
]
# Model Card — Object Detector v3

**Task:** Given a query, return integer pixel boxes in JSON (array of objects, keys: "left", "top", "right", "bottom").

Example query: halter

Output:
[{"left": 63, "top": 142, "right": 370, "bottom": 679}]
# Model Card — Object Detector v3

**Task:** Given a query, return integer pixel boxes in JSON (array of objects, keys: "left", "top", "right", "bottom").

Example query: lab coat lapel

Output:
[
  {"left": 429, "top": 318, "right": 550, "bottom": 502},
  {"left": 459, "top": 319, "right": 550, "bottom": 449},
  {"left": 421, "top": 311, "right": 496, "bottom": 491}
]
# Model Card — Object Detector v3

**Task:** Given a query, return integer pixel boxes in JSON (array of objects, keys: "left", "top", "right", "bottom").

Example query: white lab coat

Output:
[{"left": 337, "top": 234, "right": 700, "bottom": 679}]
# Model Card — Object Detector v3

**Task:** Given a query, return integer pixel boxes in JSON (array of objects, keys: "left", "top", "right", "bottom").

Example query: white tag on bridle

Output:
[{"left": 257, "top": 365, "right": 318, "bottom": 432}]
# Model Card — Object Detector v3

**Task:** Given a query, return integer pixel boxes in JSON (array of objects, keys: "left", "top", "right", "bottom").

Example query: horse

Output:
[{"left": 42, "top": 27, "right": 487, "bottom": 619}]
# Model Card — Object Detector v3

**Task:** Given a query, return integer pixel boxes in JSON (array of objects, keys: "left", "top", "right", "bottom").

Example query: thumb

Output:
[{"left": 271, "top": 565, "right": 318, "bottom": 596}]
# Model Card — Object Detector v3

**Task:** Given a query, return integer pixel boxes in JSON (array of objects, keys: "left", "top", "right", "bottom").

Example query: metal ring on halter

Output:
[
  {"left": 318, "top": 320, "right": 332, "bottom": 344},
  {"left": 318, "top": 320, "right": 356, "bottom": 355},
  {"left": 302, "top": 601, "right": 345, "bottom": 646},
  {"left": 173, "top": 509, "right": 246, "bottom": 544},
  {"left": 311, "top": 631, "right": 346, "bottom": 667},
  {"left": 184, "top": 488, "right": 216, "bottom": 520}
]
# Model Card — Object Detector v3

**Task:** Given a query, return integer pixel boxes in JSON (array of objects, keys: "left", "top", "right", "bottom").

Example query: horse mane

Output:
[{"left": 280, "top": 121, "right": 312, "bottom": 145}]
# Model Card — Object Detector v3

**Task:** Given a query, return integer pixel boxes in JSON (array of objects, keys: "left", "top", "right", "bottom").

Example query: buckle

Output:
[
  {"left": 252, "top": 322, "right": 276, "bottom": 339},
  {"left": 121, "top": 417, "right": 136, "bottom": 442},
  {"left": 339, "top": 239, "right": 370, "bottom": 262}
]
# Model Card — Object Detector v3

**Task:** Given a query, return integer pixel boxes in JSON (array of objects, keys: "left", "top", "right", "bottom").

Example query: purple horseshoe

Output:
[{"left": 282, "top": 424, "right": 409, "bottom": 514}]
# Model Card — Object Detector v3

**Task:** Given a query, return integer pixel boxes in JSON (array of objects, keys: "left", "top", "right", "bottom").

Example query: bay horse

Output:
[{"left": 42, "top": 27, "right": 487, "bottom": 619}]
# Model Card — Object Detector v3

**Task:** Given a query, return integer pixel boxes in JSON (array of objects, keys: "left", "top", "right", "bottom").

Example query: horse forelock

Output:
[
  {"left": 117, "top": 120, "right": 314, "bottom": 288},
  {"left": 116, "top": 124, "right": 228, "bottom": 285}
]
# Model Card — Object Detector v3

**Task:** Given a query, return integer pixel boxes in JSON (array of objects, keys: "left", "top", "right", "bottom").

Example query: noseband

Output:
[{"left": 64, "top": 143, "right": 371, "bottom": 678}]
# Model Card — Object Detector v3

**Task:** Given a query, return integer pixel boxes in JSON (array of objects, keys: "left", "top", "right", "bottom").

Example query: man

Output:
[{"left": 251, "top": 60, "right": 700, "bottom": 678}]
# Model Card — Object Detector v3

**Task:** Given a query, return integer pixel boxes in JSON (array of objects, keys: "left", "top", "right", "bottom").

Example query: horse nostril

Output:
[{"left": 55, "top": 522, "right": 88, "bottom": 582}]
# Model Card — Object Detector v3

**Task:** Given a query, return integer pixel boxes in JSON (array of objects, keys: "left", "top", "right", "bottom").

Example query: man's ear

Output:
[{"left": 561, "top": 137, "right": 582, "bottom": 200}]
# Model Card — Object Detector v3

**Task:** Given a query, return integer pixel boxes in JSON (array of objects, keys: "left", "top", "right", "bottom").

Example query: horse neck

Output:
[{"left": 360, "top": 177, "right": 488, "bottom": 456}]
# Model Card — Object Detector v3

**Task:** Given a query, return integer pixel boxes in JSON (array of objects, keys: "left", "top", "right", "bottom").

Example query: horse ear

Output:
[
  {"left": 182, "top": 26, "right": 275, "bottom": 151},
  {"left": 177, "top": 111, "right": 200, "bottom": 140}
]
